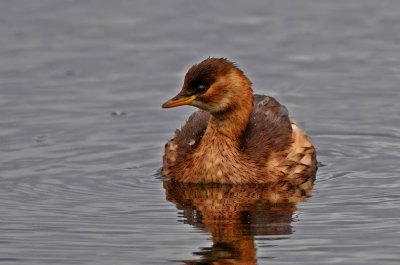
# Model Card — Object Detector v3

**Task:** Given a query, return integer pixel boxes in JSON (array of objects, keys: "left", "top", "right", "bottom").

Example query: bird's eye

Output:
[{"left": 197, "top": 84, "right": 207, "bottom": 93}]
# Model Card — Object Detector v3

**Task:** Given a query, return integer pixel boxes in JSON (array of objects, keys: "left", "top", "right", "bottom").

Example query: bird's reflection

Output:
[{"left": 164, "top": 179, "right": 314, "bottom": 264}]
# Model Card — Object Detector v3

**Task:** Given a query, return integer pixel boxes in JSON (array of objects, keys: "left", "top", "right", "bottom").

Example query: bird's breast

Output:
[{"left": 190, "top": 138, "right": 245, "bottom": 183}]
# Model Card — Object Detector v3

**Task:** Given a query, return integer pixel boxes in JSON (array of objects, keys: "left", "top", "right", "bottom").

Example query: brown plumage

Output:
[{"left": 162, "top": 58, "right": 317, "bottom": 185}]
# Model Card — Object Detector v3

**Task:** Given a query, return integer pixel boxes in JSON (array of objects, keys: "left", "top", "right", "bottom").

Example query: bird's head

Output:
[{"left": 162, "top": 58, "right": 252, "bottom": 116}]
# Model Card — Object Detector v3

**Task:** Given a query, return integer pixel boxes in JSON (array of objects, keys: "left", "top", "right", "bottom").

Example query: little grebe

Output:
[{"left": 162, "top": 58, "right": 317, "bottom": 184}]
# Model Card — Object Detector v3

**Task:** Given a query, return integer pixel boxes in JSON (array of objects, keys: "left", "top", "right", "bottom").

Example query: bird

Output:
[{"left": 161, "top": 58, "right": 317, "bottom": 186}]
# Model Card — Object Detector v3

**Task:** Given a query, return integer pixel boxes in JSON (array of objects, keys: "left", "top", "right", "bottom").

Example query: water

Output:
[{"left": 0, "top": 0, "right": 399, "bottom": 264}]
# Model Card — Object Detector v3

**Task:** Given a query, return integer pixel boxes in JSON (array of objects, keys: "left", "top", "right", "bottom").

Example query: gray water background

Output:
[{"left": 0, "top": 0, "right": 399, "bottom": 264}]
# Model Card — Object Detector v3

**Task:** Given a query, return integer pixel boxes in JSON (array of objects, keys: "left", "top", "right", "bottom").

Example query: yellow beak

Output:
[{"left": 162, "top": 95, "right": 196, "bottom": 108}]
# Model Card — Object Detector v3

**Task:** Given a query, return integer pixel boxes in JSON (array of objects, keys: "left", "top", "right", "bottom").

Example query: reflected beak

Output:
[{"left": 162, "top": 95, "right": 196, "bottom": 108}]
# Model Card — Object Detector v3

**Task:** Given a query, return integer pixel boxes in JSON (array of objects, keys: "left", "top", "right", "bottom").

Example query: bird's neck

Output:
[
  {"left": 201, "top": 69, "right": 254, "bottom": 148},
  {"left": 204, "top": 96, "right": 253, "bottom": 146}
]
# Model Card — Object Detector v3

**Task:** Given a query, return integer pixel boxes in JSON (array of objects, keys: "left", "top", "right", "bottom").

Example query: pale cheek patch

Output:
[
  {"left": 195, "top": 73, "right": 237, "bottom": 113},
  {"left": 191, "top": 100, "right": 218, "bottom": 113}
]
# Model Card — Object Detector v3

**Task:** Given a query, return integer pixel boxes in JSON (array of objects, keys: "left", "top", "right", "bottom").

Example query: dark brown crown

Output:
[{"left": 183, "top": 58, "right": 243, "bottom": 93}]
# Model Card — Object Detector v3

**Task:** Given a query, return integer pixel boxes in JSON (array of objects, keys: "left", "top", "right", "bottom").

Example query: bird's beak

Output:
[{"left": 162, "top": 95, "right": 196, "bottom": 108}]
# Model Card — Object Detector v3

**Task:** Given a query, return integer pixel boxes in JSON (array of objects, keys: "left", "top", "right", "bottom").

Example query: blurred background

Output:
[{"left": 0, "top": 0, "right": 399, "bottom": 264}]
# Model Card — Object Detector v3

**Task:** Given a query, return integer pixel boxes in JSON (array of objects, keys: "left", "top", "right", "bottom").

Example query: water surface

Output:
[{"left": 0, "top": 0, "right": 399, "bottom": 264}]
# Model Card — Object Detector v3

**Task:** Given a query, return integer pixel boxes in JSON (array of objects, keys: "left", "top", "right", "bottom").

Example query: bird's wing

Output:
[{"left": 242, "top": 95, "right": 293, "bottom": 165}]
